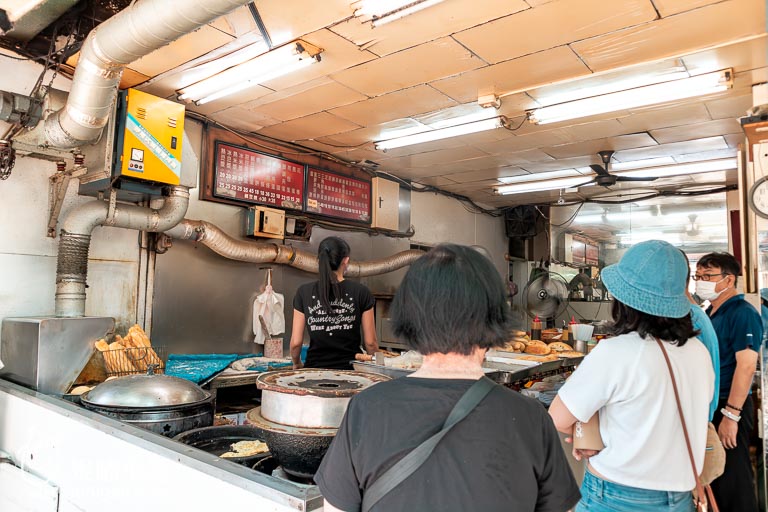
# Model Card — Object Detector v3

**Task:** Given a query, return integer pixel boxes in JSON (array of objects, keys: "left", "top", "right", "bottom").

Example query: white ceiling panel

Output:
[
  {"left": 705, "top": 94, "right": 754, "bottom": 119},
  {"left": 251, "top": 81, "right": 367, "bottom": 121},
  {"left": 330, "top": 37, "right": 483, "bottom": 97},
  {"left": 681, "top": 35, "right": 768, "bottom": 75},
  {"left": 256, "top": 111, "right": 362, "bottom": 141},
  {"left": 614, "top": 136, "right": 730, "bottom": 161},
  {"left": 570, "top": 0, "right": 766, "bottom": 72},
  {"left": 616, "top": 103, "right": 713, "bottom": 133},
  {"left": 650, "top": 118, "right": 743, "bottom": 144},
  {"left": 431, "top": 46, "right": 592, "bottom": 103},
  {"left": 331, "top": 0, "right": 528, "bottom": 57},
  {"left": 544, "top": 133, "right": 658, "bottom": 159},
  {"left": 475, "top": 128, "right": 574, "bottom": 155},
  {"left": 329, "top": 85, "right": 457, "bottom": 126},
  {"left": 653, "top": 0, "right": 723, "bottom": 17},
  {"left": 254, "top": 0, "right": 353, "bottom": 46},
  {"left": 208, "top": 106, "right": 282, "bottom": 132},
  {"left": 454, "top": 0, "right": 656, "bottom": 65},
  {"left": 444, "top": 166, "right": 530, "bottom": 183},
  {"left": 673, "top": 149, "right": 738, "bottom": 163}
]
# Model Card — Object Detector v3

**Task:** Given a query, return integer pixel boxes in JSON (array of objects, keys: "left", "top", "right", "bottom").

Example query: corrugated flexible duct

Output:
[
  {"left": 56, "top": 187, "right": 190, "bottom": 317},
  {"left": 44, "top": 0, "right": 253, "bottom": 148},
  {"left": 165, "top": 219, "right": 424, "bottom": 276}
]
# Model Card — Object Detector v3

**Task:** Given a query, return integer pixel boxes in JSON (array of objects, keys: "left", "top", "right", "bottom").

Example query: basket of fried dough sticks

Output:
[{"left": 95, "top": 324, "right": 166, "bottom": 377}]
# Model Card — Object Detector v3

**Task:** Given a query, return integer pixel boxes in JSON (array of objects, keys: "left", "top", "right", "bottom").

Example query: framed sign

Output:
[
  {"left": 585, "top": 244, "right": 599, "bottom": 267},
  {"left": 305, "top": 167, "right": 371, "bottom": 223},
  {"left": 213, "top": 142, "right": 304, "bottom": 210}
]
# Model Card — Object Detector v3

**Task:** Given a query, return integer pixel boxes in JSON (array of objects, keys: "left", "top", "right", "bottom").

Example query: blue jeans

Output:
[{"left": 577, "top": 470, "right": 694, "bottom": 512}]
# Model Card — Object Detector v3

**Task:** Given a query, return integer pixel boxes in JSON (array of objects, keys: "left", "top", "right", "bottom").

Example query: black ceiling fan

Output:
[{"left": 586, "top": 150, "right": 661, "bottom": 187}]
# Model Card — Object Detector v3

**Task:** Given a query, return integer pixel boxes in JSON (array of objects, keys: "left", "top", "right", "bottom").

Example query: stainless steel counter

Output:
[{"left": 0, "top": 378, "right": 323, "bottom": 511}]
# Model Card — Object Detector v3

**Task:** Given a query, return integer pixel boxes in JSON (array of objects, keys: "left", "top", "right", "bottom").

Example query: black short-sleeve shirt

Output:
[
  {"left": 293, "top": 280, "right": 375, "bottom": 370},
  {"left": 316, "top": 377, "right": 581, "bottom": 512}
]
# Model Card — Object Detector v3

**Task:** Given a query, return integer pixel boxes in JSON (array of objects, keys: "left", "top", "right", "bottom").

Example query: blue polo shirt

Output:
[
  {"left": 706, "top": 294, "right": 762, "bottom": 398},
  {"left": 690, "top": 305, "right": 720, "bottom": 420}
]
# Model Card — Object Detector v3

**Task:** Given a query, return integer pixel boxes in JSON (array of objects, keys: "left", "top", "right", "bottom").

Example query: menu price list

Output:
[
  {"left": 306, "top": 167, "right": 371, "bottom": 223},
  {"left": 214, "top": 143, "right": 304, "bottom": 210}
]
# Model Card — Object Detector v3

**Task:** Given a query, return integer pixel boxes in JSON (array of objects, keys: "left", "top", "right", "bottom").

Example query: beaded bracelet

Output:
[{"left": 726, "top": 402, "right": 742, "bottom": 412}]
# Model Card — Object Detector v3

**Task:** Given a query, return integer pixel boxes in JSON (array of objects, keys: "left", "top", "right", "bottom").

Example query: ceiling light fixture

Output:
[
  {"left": 495, "top": 176, "right": 595, "bottom": 195},
  {"left": 493, "top": 158, "right": 736, "bottom": 196},
  {"left": 527, "top": 69, "right": 733, "bottom": 125},
  {"left": 375, "top": 116, "right": 508, "bottom": 151},
  {"left": 352, "top": 0, "right": 445, "bottom": 27},
  {"left": 177, "top": 40, "right": 322, "bottom": 105}
]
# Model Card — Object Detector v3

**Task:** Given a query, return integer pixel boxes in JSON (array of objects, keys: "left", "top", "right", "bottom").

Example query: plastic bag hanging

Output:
[{"left": 253, "top": 269, "right": 285, "bottom": 345}]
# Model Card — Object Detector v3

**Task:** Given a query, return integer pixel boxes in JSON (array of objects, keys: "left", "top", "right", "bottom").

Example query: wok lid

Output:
[{"left": 82, "top": 373, "right": 210, "bottom": 408}]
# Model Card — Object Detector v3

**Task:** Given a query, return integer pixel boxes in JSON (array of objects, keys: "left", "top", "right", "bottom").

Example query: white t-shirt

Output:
[{"left": 557, "top": 331, "right": 714, "bottom": 491}]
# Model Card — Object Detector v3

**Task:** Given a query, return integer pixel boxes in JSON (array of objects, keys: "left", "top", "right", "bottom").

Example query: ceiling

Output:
[{"left": 6, "top": 0, "right": 768, "bottom": 210}]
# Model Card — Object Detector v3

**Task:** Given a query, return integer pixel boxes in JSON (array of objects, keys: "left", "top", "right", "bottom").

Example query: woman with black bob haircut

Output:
[
  {"left": 290, "top": 236, "right": 378, "bottom": 370},
  {"left": 316, "top": 244, "right": 581, "bottom": 512},
  {"left": 549, "top": 240, "right": 715, "bottom": 512},
  {"left": 392, "top": 242, "right": 511, "bottom": 354}
]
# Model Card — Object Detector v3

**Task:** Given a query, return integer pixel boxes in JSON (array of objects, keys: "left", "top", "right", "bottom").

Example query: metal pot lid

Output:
[
  {"left": 256, "top": 369, "right": 389, "bottom": 398},
  {"left": 82, "top": 373, "right": 211, "bottom": 408},
  {"left": 246, "top": 407, "right": 337, "bottom": 437}
]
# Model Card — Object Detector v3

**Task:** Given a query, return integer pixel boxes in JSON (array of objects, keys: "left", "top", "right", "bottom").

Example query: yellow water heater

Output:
[{"left": 113, "top": 88, "right": 185, "bottom": 186}]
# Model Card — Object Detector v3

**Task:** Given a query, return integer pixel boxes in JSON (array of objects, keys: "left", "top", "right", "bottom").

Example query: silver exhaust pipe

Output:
[{"left": 165, "top": 219, "right": 424, "bottom": 276}]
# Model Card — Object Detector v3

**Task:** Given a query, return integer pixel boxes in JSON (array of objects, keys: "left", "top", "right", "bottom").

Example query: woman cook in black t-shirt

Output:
[{"left": 289, "top": 236, "right": 378, "bottom": 370}]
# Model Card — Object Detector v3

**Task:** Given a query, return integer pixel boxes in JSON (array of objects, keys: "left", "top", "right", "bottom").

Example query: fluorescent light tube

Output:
[
  {"left": 495, "top": 176, "right": 594, "bottom": 195},
  {"left": 177, "top": 40, "right": 322, "bottom": 104},
  {"left": 353, "top": 0, "right": 445, "bottom": 26},
  {"left": 528, "top": 69, "right": 732, "bottom": 125},
  {"left": 615, "top": 158, "right": 736, "bottom": 179},
  {"left": 375, "top": 117, "right": 505, "bottom": 150},
  {"left": 498, "top": 169, "right": 583, "bottom": 184}
]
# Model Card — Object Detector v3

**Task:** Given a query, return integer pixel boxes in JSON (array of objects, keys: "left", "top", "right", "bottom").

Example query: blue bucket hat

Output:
[{"left": 601, "top": 240, "right": 690, "bottom": 318}]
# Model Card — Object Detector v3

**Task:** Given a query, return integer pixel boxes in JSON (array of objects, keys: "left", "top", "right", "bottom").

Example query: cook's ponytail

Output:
[{"left": 317, "top": 237, "right": 350, "bottom": 314}]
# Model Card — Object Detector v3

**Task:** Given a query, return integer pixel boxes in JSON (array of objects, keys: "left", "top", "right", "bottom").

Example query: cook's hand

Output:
[
  {"left": 293, "top": 362, "right": 304, "bottom": 370},
  {"left": 718, "top": 418, "right": 738, "bottom": 449},
  {"left": 564, "top": 436, "right": 600, "bottom": 461}
]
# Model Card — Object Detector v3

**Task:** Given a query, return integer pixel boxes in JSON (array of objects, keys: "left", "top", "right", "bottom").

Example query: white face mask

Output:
[{"left": 695, "top": 277, "right": 727, "bottom": 301}]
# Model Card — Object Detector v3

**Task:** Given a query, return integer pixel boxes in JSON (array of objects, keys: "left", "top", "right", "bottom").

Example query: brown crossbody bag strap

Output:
[{"left": 654, "top": 336, "right": 709, "bottom": 512}]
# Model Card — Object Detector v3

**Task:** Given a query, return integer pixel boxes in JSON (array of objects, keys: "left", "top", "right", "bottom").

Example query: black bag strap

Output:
[{"left": 361, "top": 376, "right": 496, "bottom": 512}]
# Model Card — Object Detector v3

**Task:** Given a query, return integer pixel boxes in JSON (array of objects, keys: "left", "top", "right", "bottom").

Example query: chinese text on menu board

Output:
[
  {"left": 214, "top": 142, "right": 304, "bottom": 210},
  {"left": 306, "top": 167, "right": 371, "bottom": 223}
]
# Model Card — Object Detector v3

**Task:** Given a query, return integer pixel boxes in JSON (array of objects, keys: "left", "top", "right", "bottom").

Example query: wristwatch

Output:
[{"left": 721, "top": 408, "right": 741, "bottom": 422}]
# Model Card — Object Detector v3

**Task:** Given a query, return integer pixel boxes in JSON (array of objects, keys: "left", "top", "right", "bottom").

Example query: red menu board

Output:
[
  {"left": 306, "top": 167, "right": 371, "bottom": 223},
  {"left": 213, "top": 142, "right": 304, "bottom": 210},
  {"left": 586, "top": 244, "right": 599, "bottom": 266},
  {"left": 572, "top": 240, "right": 586, "bottom": 265}
]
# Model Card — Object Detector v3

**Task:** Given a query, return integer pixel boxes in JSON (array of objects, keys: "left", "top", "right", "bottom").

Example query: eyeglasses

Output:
[{"left": 692, "top": 273, "right": 728, "bottom": 282}]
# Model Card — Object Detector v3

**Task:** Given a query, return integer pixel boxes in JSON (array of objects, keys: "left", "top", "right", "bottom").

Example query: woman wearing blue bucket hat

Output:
[{"left": 549, "top": 240, "right": 715, "bottom": 512}]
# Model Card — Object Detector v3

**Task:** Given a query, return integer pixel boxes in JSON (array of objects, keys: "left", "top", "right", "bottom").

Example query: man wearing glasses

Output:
[{"left": 695, "top": 252, "right": 762, "bottom": 512}]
